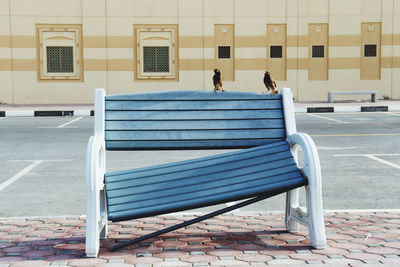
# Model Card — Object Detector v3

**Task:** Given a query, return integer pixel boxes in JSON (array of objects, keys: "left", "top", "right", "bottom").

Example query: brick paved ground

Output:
[{"left": 0, "top": 211, "right": 399, "bottom": 266}]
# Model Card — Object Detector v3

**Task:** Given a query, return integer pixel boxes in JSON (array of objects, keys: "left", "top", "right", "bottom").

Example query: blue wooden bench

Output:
[{"left": 85, "top": 88, "right": 326, "bottom": 257}]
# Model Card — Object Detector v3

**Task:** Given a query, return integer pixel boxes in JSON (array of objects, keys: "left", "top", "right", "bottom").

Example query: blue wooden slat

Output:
[
  {"left": 105, "top": 119, "right": 285, "bottom": 131},
  {"left": 106, "top": 141, "right": 289, "bottom": 179},
  {"left": 105, "top": 139, "right": 283, "bottom": 150},
  {"left": 105, "top": 90, "right": 282, "bottom": 101},
  {"left": 105, "top": 99, "right": 283, "bottom": 111},
  {"left": 106, "top": 150, "right": 294, "bottom": 193},
  {"left": 105, "top": 109, "right": 284, "bottom": 121},
  {"left": 105, "top": 129, "right": 286, "bottom": 141}
]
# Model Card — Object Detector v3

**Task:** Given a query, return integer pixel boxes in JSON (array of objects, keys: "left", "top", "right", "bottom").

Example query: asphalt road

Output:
[{"left": 0, "top": 112, "right": 399, "bottom": 218}]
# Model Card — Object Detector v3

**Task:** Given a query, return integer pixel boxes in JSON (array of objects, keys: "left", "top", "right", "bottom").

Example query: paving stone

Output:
[
  {"left": 9, "top": 260, "right": 50, "bottom": 267},
  {"left": 323, "top": 258, "right": 362, "bottom": 265},
  {"left": 0, "top": 243, "right": 14, "bottom": 249},
  {"left": 289, "top": 252, "right": 327, "bottom": 261},
  {"left": 96, "top": 264, "right": 133, "bottom": 267},
  {"left": 236, "top": 254, "right": 273, "bottom": 262},
  {"left": 305, "top": 260, "right": 324, "bottom": 264},
  {"left": 0, "top": 257, "right": 28, "bottom": 263},
  {"left": 230, "top": 244, "right": 266, "bottom": 251},
  {"left": 345, "top": 252, "right": 384, "bottom": 261},
  {"left": 329, "top": 241, "right": 368, "bottom": 250},
  {"left": 153, "top": 250, "right": 189, "bottom": 258},
  {"left": 67, "top": 258, "right": 107, "bottom": 266},
  {"left": 3, "top": 247, "right": 32, "bottom": 253},
  {"left": 266, "top": 258, "right": 304, "bottom": 265},
  {"left": 365, "top": 246, "right": 399, "bottom": 255},
  {"left": 206, "top": 249, "right": 243, "bottom": 257},
  {"left": 153, "top": 262, "right": 192, "bottom": 267},
  {"left": 49, "top": 261, "right": 68, "bottom": 265},
  {"left": 125, "top": 256, "right": 163, "bottom": 265},
  {"left": 379, "top": 258, "right": 400, "bottom": 265},
  {"left": 180, "top": 254, "right": 218, "bottom": 263},
  {"left": 383, "top": 254, "right": 400, "bottom": 258},
  {"left": 180, "top": 244, "right": 214, "bottom": 252},
  {"left": 53, "top": 243, "right": 85, "bottom": 251}
]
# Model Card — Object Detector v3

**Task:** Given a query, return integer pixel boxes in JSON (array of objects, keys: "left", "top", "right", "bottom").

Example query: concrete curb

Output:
[
  {"left": 295, "top": 104, "right": 400, "bottom": 113},
  {"left": 0, "top": 109, "right": 94, "bottom": 117}
]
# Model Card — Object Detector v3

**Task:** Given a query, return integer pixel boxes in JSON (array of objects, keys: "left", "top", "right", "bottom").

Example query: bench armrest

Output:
[
  {"left": 286, "top": 132, "right": 321, "bottom": 188},
  {"left": 86, "top": 135, "right": 105, "bottom": 193}
]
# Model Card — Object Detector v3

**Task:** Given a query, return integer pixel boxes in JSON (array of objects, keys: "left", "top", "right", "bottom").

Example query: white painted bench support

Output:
[
  {"left": 282, "top": 88, "right": 326, "bottom": 249},
  {"left": 285, "top": 133, "right": 326, "bottom": 249},
  {"left": 85, "top": 89, "right": 108, "bottom": 258},
  {"left": 328, "top": 91, "right": 378, "bottom": 103}
]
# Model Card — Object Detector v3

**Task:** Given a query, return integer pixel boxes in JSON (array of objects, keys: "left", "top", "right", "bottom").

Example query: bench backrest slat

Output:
[{"left": 104, "top": 90, "right": 286, "bottom": 150}]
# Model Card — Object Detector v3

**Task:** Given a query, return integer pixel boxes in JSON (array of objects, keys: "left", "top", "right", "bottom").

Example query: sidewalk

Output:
[
  {"left": 1, "top": 100, "right": 400, "bottom": 117},
  {"left": 1, "top": 211, "right": 399, "bottom": 266}
]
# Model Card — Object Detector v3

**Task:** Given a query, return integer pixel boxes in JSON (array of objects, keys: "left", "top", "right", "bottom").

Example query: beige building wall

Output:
[{"left": 0, "top": 0, "right": 399, "bottom": 104}]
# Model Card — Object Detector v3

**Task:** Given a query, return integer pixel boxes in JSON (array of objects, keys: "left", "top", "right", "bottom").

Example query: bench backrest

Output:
[{"left": 103, "top": 90, "right": 287, "bottom": 150}]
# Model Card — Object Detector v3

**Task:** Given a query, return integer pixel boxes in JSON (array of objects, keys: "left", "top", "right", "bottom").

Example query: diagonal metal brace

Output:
[{"left": 110, "top": 194, "right": 274, "bottom": 251}]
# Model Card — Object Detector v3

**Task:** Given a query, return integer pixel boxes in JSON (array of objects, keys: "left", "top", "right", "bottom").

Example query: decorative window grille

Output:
[
  {"left": 270, "top": 45, "right": 283, "bottom": 58},
  {"left": 218, "top": 46, "right": 231, "bottom": 59},
  {"left": 143, "top": 47, "right": 169, "bottom": 72},
  {"left": 46, "top": 47, "right": 74, "bottom": 73},
  {"left": 312, "top": 45, "right": 325, "bottom": 58},
  {"left": 364, "top": 44, "right": 377, "bottom": 57}
]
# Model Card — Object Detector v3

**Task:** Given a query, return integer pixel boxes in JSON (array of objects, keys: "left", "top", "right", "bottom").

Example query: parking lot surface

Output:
[{"left": 0, "top": 112, "right": 400, "bottom": 218}]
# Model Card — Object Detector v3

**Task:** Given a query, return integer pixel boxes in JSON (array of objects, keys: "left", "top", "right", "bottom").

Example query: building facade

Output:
[{"left": 1, "top": 0, "right": 399, "bottom": 104}]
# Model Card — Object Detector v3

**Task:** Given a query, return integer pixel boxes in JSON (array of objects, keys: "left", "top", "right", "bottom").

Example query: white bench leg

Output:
[
  {"left": 305, "top": 184, "right": 326, "bottom": 249},
  {"left": 285, "top": 189, "right": 300, "bottom": 233},
  {"left": 100, "top": 189, "right": 108, "bottom": 239},
  {"left": 86, "top": 186, "right": 108, "bottom": 257},
  {"left": 85, "top": 196, "right": 100, "bottom": 258},
  {"left": 285, "top": 185, "right": 326, "bottom": 249},
  {"left": 85, "top": 136, "right": 107, "bottom": 258}
]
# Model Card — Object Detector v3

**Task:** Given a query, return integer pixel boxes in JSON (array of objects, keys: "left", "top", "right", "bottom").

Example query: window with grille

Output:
[
  {"left": 364, "top": 44, "right": 377, "bottom": 57},
  {"left": 36, "top": 24, "right": 82, "bottom": 81},
  {"left": 218, "top": 46, "right": 231, "bottom": 59},
  {"left": 312, "top": 45, "right": 325, "bottom": 58},
  {"left": 270, "top": 45, "right": 283, "bottom": 58},
  {"left": 143, "top": 47, "right": 169, "bottom": 73},
  {"left": 135, "top": 25, "right": 178, "bottom": 81},
  {"left": 46, "top": 47, "right": 74, "bottom": 73}
]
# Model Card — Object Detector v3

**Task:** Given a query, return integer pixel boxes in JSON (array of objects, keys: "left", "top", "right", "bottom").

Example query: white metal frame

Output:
[
  {"left": 282, "top": 87, "right": 326, "bottom": 249},
  {"left": 85, "top": 88, "right": 108, "bottom": 257}
]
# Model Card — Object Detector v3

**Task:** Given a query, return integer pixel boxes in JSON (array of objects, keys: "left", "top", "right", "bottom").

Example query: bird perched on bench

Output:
[
  {"left": 263, "top": 71, "right": 278, "bottom": 95},
  {"left": 213, "top": 69, "right": 225, "bottom": 93}
]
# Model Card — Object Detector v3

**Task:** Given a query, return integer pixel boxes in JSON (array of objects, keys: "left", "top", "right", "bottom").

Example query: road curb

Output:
[
  {"left": 296, "top": 104, "right": 400, "bottom": 113},
  {"left": 0, "top": 109, "right": 94, "bottom": 117}
]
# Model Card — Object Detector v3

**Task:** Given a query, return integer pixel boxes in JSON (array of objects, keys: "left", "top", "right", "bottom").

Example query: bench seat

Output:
[{"left": 105, "top": 140, "right": 306, "bottom": 222}]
